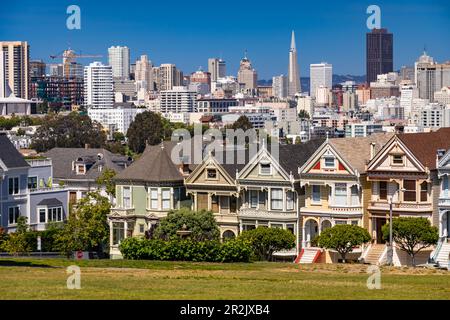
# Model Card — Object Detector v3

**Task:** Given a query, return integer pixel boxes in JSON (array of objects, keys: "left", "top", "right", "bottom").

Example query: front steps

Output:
[
  {"left": 363, "top": 244, "right": 385, "bottom": 265},
  {"left": 295, "top": 248, "right": 321, "bottom": 264},
  {"left": 434, "top": 240, "right": 450, "bottom": 268}
]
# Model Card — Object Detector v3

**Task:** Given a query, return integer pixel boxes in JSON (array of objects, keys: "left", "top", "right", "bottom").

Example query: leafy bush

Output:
[
  {"left": 382, "top": 217, "right": 438, "bottom": 266},
  {"left": 238, "top": 227, "right": 296, "bottom": 261},
  {"left": 316, "top": 224, "right": 371, "bottom": 263},
  {"left": 119, "top": 238, "right": 252, "bottom": 263},
  {"left": 154, "top": 208, "right": 220, "bottom": 241}
]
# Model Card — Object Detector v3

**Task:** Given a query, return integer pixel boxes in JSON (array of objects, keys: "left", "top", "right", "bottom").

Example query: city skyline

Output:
[{"left": 1, "top": 0, "right": 449, "bottom": 79}]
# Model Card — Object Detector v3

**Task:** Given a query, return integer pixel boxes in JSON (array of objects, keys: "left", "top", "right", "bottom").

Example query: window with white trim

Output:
[
  {"left": 324, "top": 157, "right": 335, "bottom": 168},
  {"left": 112, "top": 222, "right": 125, "bottom": 245},
  {"left": 8, "top": 177, "right": 19, "bottom": 195},
  {"left": 162, "top": 189, "right": 171, "bottom": 210},
  {"left": 260, "top": 163, "right": 271, "bottom": 175},
  {"left": 271, "top": 188, "right": 283, "bottom": 210},
  {"left": 8, "top": 206, "right": 20, "bottom": 225},
  {"left": 28, "top": 176, "right": 38, "bottom": 190},
  {"left": 250, "top": 190, "right": 258, "bottom": 208},
  {"left": 123, "top": 186, "right": 131, "bottom": 208},
  {"left": 286, "top": 191, "right": 295, "bottom": 210},
  {"left": 47, "top": 207, "right": 63, "bottom": 222},
  {"left": 334, "top": 183, "right": 347, "bottom": 206},
  {"left": 39, "top": 208, "right": 46, "bottom": 223},
  {"left": 150, "top": 188, "right": 158, "bottom": 209},
  {"left": 350, "top": 185, "right": 359, "bottom": 206},
  {"left": 312, "top": 185, "right": 321, "bottom": 203}
]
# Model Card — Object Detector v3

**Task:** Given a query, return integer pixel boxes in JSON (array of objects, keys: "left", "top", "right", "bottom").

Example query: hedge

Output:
[{"left": 119, "top": 238, "right": 253, "bottom": 262}]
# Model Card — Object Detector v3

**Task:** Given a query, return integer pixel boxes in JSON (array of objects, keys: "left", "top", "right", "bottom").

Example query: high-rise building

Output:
[
  {"left": 61, "top": 49, "right": 83, "bottom": 79},
  {"left": 0, "top": 51, "right": 8, "bottom": 98},
  {"left": 160, "top": 86, "right": 197, "bottom": 113},
  {"left": 208, "top": 58, "right": 226, "bottom": 81},
  {"left": 310, "top": 62, "right": 332, "bottom": 98},
  {"left": 415, "top": 51, "right": 450, "bottom": 102},
  {"left": 48, "top": 64, "right": 63, "bottom": 77},
  {"left": 400, "top": 84, "right": 418, "bottom": 120},
  {"left": 157, "top": 64, "right": 183, "bottom": 91},
  {"left": 288, "top": 31, "right": 301, "bottom": 97},
  {"left": 272, "top": 75, "right": 288, "bottom": 99},
  {"left": 237, "top": 52, "right": 257, "bottom": 92},
  {"left": 108, "top": 46, "right": 130, "bottom": 80},
  {"left": 366, "top": 28, "right": 393, "bottom": 84},
  {"left": 84, "top": 62, "right": 114, "bottom": 108},
  {"left": 135, "top": 55, "right": 154, "bottom": 92},
  {"left": 0, "top": 41, "right": 30, "bottom": 99},
  {"left": 190, "top": 69, "right": 211, "bottom": 94}
]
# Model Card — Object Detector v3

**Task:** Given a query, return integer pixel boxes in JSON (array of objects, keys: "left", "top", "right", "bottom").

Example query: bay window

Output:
[
  {"left": 312, "top": 185, "right": 321, "bottom": 203},
  {"left": 350, "top": 185, "right": 359, "bottom": 206},
  {"left": 250, "top": 190, "right": 258, "bottom": 208},
  {"left": 271, "top": 188, "right": 283, "bottom": 210},
  {"left": 286, "top": 191, "right": 295, "bottom": 210},
  {"left": 334, "top": 183, "right": 347, "bottom": 206},
  {"left": 162, "top": 189, "right": 171, "bottom": 210},
  {"left": 403, "top": 180, "right": 416, "bottom": 202},
  {"left": 379, "top": 181, "right": 387, "bottom": 200},
  {"left": 112, "top": 222, "right": 125, "bottom": 245},
  {"left": 123, "top": 186, "right": 131, "bottom": 208}
]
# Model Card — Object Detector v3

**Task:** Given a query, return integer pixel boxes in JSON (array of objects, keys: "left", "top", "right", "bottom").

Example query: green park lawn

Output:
[{"left": 0, "top": 258, "right": 449, "bottom": 299}]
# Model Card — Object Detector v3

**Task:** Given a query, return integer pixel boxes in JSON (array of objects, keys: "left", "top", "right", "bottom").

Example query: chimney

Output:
[{"left": 370, "top": 142, "right": 376, "bottom": 160}]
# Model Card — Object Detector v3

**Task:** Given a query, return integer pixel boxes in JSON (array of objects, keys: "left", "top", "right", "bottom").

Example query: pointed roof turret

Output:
[{"left": 290, "top": 30, "right": 296, "bottom": 51}]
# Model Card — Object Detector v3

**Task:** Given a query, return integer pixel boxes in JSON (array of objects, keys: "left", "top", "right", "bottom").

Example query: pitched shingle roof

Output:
[
  {"left": 0, "top": 133, "right": 29, "bottom": 169},
  {"left": 42, "top": 148, "right": 131, "bottom": 180},
  {"left": 37, "top": 198, "right": 63, "bottom": 206},
  {"left": 115, "top": 141, "right": 185, "bottom": 183},
  {"left": 279, "top": 139, "right": 326, "bottom": 178},
  {"left": 397, "top": 128, "right": 450, "bottom": 171},
  {"left": 329, "top": 132, "right": 394, "bottom": 173}
]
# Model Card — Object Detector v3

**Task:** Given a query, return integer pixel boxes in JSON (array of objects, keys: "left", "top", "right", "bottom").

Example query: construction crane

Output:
[{"left": 50, "top": 49, "right": 103, "bottom": 77}]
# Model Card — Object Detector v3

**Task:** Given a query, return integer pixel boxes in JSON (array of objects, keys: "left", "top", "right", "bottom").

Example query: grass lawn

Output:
[{"left": 0, "top": 258, "right": 449, "bottom": 299}]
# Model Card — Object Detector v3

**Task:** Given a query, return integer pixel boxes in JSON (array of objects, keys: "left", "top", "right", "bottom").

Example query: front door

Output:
[{"left": 376, "top": 218, "right": 387, "bottom": 244}]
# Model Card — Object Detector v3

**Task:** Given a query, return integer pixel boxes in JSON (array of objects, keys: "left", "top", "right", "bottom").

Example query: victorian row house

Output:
[
  {"left": 0, "top": 133, "right": 69, "bottom": 233},
  {"left": 109, "top": 129, "right": 450, "bottom": 265}
]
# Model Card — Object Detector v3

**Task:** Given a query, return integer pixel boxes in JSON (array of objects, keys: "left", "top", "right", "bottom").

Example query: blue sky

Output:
[{"left": 1, "top": 0, "right": 449, "bottom": 79}]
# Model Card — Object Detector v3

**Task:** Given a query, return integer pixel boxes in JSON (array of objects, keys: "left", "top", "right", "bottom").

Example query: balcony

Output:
[
  {"left": 368, "top": 200, "right": 432, "bottom": 212},
  {"left": 26, "top": 158, "right": 52, "bottom": 167},
  {"left": 111, "top": 207, "right": 135, "bottom": 216},
  {"left": 238, "top": 207, "right": 296, "bottom": 219}
]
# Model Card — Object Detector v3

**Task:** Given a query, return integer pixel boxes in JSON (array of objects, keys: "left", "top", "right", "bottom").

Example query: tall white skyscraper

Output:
[
  {"left": 135, "top": 55, "right": 154, "bottom": 91},
  {"left": 0, "top": 41, "right": 30, "bottom": 99},
  {"left": 108, "top": 46, "right": 130, "bottom": 80},
  {"left": 208, "top": 58, "right": 226, "bottom": 81},
  {"left": 400, "top": 84, "right": 418, "bottom": 120},
  {"left": 84, "top": 62, "right": 114, "bottom": 108},
  {"left": 288, "top": 31, "right": 301, "bottom": 97},
  {"left": 272, "top": 75, "right": 288, "bottom": 99},
  {"left": 310, "top": 62, "right": 332, "bottom": 98}
]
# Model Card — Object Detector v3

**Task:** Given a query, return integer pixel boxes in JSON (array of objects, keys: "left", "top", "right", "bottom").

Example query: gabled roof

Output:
[
  {"left": 37, "top": 198, "right": 63, "bottom": 207},
  {"left": 115, "top": 141, "right": 185, "bottom": 183},
  {"left": 0, "top": 133, "right": 30, "bottom": 169},
  {"left": 397, "top": 128, "right": 450, "bottom": 171},
  {"left": 278, "top": 139, "right": 326, "bottom": 178},
  {"left": 43, "top": 147, "right": 131, "bottom": 180},
  {"left": 329, "top": 133, "right": 394, "bottom": 173}
]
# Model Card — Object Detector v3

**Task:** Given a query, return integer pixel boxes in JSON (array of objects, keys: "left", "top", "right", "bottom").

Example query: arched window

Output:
[{"left": 222, "top": 230, "right": 236, "bottom": 241}]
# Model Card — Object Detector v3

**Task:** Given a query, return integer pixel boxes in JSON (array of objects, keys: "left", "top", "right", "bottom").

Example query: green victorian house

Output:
[{"left": 108, "top": 141, "right": 192, "bottom": 258}]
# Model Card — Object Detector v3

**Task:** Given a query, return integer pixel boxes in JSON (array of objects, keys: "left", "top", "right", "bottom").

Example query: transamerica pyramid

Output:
[{"left": 288, "top": 30, "right": 301, "bottom": 97}]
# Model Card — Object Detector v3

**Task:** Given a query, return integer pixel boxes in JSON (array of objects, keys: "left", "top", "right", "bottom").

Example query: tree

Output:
[
  {"left": 298, "top": 110, "right": 310, "bottom": 119},
  {"left": 294, "top": 136, "right": 302, "bottom": 144},
  {"left": 96, "top": 168, "right": 116, "bottom": 197},
  {"left": 30, "top": 112, "right": 106, "bottom": 152},
  {"left": 126, "top": 111, "right": 164, "bottom": 153},
  {"left": 231, "top": 115, "right": 253, "bottom": 131},
  {"left": 238, "top": 227, "right": 296, "bottom": 261},
  {"left": 112, "top": 131, "right": 125, "bottom": 142},
  {"left": 154, "top": 208, "right": 220, "bottom": 241},
  {"left": 2, "top": 216, "right": 31, "bottom": 256},
  {"left": 382, "top": 217, "right": 438, "bottom": 266},
  {"left": 316, "top": 224, "right": 371, "bottom": 263},
  {"left": 55, "top": 191, "right": 110, "bottom": 257}
]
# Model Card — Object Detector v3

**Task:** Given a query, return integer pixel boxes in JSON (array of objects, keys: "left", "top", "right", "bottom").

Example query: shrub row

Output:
[{"left": 119, "top": 238, "right": 253, "bottom": 262}]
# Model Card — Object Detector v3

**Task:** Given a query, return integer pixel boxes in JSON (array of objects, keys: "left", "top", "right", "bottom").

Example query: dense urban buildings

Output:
[
  {"left": 366, "top": 28, "right": 393, "bottom": 84},
  {"left": 208, "top": 58, "right": 226, "bottom": 82}
]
